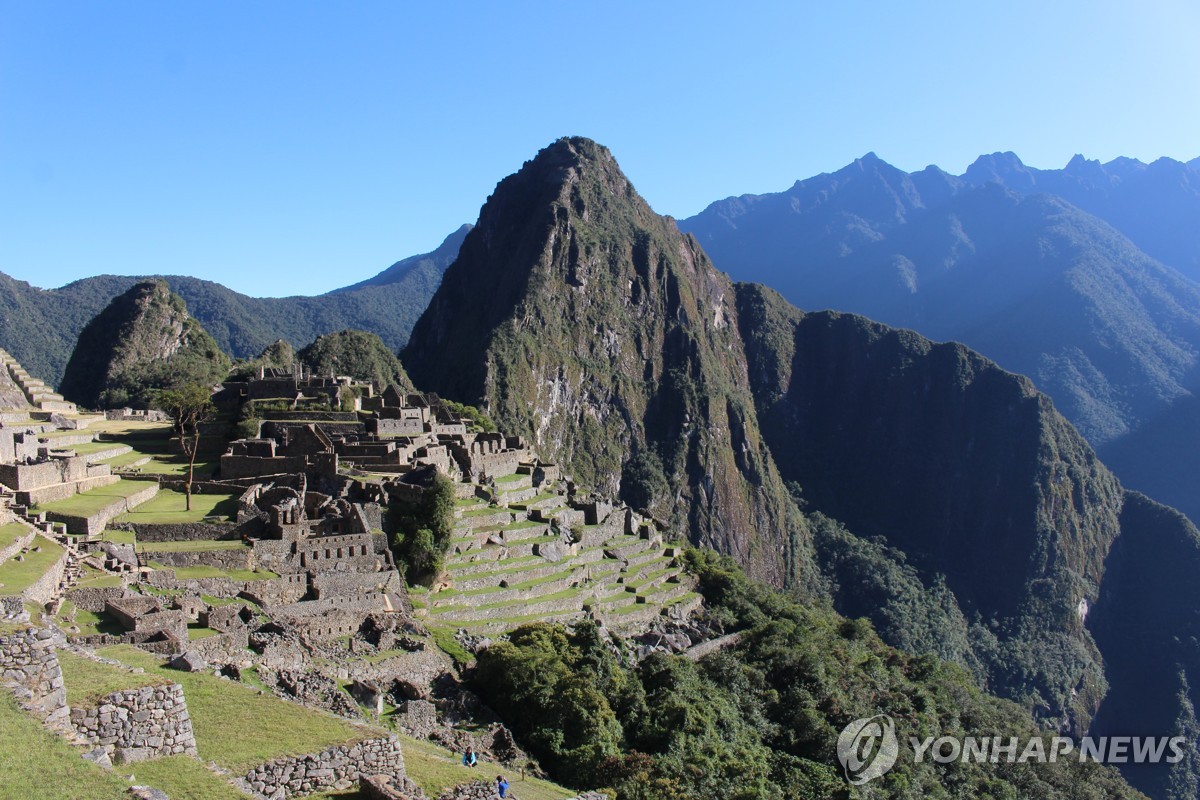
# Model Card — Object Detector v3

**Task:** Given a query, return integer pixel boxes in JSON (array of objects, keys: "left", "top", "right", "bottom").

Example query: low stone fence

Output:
[
  {"left": 244, "top": 736, "right": 406, "bottom": 797},
  {"left": 70, "top": 683, "right": 198, "bottom": 764},
  {"left": 0, "top": 626, "right": 69, "bottom": 730}
]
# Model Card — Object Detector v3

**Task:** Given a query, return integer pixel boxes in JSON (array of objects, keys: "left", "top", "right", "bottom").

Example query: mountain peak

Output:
[{"left": 963, "top": 151, "right": 1034, "bottom": 188}]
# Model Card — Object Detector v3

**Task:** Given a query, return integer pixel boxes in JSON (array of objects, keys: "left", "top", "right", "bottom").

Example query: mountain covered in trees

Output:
[
  {"left": 58, "top": 280, "right": 231, "bottom": 408},
  {"left": 679, "top": 153, "right": 1200, "bottom": 525},
  {"left": 0, "top": 224, "right": 468, "bottom": 390},
  {"left": 405, "top": 138, "right": 1200, "bottom": 799}
]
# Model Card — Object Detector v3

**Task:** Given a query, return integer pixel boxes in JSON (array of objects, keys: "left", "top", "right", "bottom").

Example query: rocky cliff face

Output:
[
  {"left": 404, "top": 138, "right": 809, "bottom": 585},
  {"left": 59, "top": 279, "right": 231, "bottom": 409}
]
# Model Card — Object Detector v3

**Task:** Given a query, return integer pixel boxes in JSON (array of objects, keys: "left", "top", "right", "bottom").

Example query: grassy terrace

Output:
[
  {"left": 90, "top": 419, "right": 219, "bottom": 478},
  {"left": 147, "top": 562, "right": 277, "bottom": 581},
  {"left": 116, "top": 488, "right": 239, "bottom": 524},
  {"left": 493, "top": 472, "right": 528, "bottom": 484},
  {"left": 0, "top": 520, "right": 30, "bottom": 550},
  {"left": 0, "top": 535, "right": 62, "bottom": 596},
  {"left": 33, "top": 479, "right": 158, "bottom": 518},
  {"left": 137, "top": 538, "right": 247, "bottom": 553},
  {"left": 128, "top": 756, "right": 250, "bottom": 800},
  {"left": 97, "top": 644, "right": 377, "bottom": 772},
  {"left": 71, "top": 563, "right": 124, "bottom": 589},
  {"left": 56, "top": 649, "right": 169, "bottom": 706},
  {"left": 50, "top": 440, "right": 126, "bottom": 455},
  {"left": 0, "top": 692, "right": 131, "bottom": 800}
]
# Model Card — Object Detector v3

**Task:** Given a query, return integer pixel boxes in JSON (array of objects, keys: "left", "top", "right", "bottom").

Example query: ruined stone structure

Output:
[
  {"left": 243, "top": 736, "right": 408, "bottom": 797},
  {"left": 70, "top": 683, "right": 198, "bottom": 763}
]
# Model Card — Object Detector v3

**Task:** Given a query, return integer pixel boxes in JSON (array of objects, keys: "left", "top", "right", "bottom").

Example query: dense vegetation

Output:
[
  {"left": 472, "top": 551, "right": 1143, "bottom": 799},
  {"left": 298, "top": 329, "right": 413, "bottom": 391},
  {"left": 387, "top": 471, "right": 456, "bottom": 582},
  {"left": 0, "top": 225, "right": 466, "bottom": 389},
  {"left": 58, "top": 280, "right": 231, "bottom": 409}
]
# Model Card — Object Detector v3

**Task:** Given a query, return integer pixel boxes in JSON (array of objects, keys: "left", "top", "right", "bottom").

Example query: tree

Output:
[{"left": 155, "top": 384, "right": 216, "bottom": 511}]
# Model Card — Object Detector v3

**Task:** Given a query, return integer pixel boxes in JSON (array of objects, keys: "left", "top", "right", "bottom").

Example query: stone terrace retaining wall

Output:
[
  {"left": 47, "top": 481, "right": 159, "bottom": 536},
  {"left": 22, "top": 543, "right": 70, "bottom": 606},
  {"left": 244, "top": 736, "right": 406, "bottom": 798},
  {"left": 145, "top": 547, "right": 254, "bottom": 571},
  {"left": 118, "top": 519, "right": 243, "bottom": 542},
  {"left": 70, "top": 683, "right": 198, "bottom": 764},
  {"left": 0, "top": 626, "right": 69, "bottom": 730}
]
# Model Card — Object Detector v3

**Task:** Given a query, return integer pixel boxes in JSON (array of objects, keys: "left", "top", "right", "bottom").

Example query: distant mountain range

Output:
[
  {"left": 0, "top": 224, "right": 469, "bottom": 390},
  {"left": 679, "top": 152, "right": 1200, "bottom": 523}
]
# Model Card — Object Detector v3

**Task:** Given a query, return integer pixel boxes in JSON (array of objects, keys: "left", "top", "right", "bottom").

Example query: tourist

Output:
[
  {"left": 496, "top": 774, "right": 509, "bottom": 798},
  {"left": 462, "top": 748, "right": 477, "bottom": 767}
]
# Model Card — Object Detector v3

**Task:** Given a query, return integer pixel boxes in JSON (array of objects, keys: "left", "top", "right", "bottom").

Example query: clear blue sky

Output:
[{"left": 2, "top": 1, "right": 1197, "bottom": 296}]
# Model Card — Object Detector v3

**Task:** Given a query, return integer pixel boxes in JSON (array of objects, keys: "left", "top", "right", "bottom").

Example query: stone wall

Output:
[
  {"left": 21, "top": 473, "right": 119, "bottom": 506},
  {"left": 360, "top": 774, "right": 427, "bottom": 800},
  {"left": 120, "top": 519, "right": 243, "bottom": 543},
  {"left": 146, "top": 547, "right": 253, "bottom": 571},
  {"left": 47, "top": 481, "right": 158, "bottom": 536},
  {"left": 311, "top": 570, "right": 402, "bottom": 601},
  {"left": 66, "top": 585, "right": 131, "bottom": 613},
  {"left": 70, "top": 683, "right": 198, "bottom": 764},
  {"left": 0, "top": 626, "right": 69, "bottom": 729},
  {"left": 22, "top": 543, "right": 70, "bottom": 606},
  {"left": 244, "top": 736, "right": 406, "bottom": 797}
]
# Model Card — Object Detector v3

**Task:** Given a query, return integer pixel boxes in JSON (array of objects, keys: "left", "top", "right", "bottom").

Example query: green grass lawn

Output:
[
  {"left": 116, "top": 489, "right": 239, "bottom": 524},
  {"left": 67, "top": 607, "right": 125, "bottom": 636},
  {"left": 72, "top": 563, "right": 124, "bottom": 589},
  {"left": 127, "top": 756, "right": 250, "bottom": 800},
  {"left": 35, "top": 479, "right": 158, "bottom": 518},
  {"left": 0, "top": 520, "right": 30, "bottom": 550},
  {"left": 149, "top": 562, "right": 278, "bottom": 581},
  {"left": 56, "top": 649, "right": 169, "bottom": 707},
  {"left": 98, "top": 450, "right": 151, "bottom": 468},
  {"left": 54, "top": 440, "right": 126, "bottom": 455},
  {"left": 0, "top": 536, "right": 62, "bottom": 596},
  {"left": 137, "top": 538, "right": 247, "bottom": 553},
  {"left": 396, "top": 733, "right": 574, "bottom": 800},
  {"left": 97, "top": 644, "right": 378, "bottom": 773},
  {"left": 0, "top": 692, "right": 132, "bottom": 800}
]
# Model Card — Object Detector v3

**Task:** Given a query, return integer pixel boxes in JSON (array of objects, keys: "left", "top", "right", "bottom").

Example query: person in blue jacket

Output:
[
  {"left": 462, "top": 748, "right": 477, "bottom": 767},
  {"left": 496, "top": 774, "right": 509, "bottom": 797}
]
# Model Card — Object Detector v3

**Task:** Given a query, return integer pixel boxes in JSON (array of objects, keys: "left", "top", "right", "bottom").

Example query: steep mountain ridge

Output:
[
  {"left": 58, "top": 279, "right": 231, "bottom": 408},
  {"left": 405, "top": 137, "right": 810, "bottom": 585}
]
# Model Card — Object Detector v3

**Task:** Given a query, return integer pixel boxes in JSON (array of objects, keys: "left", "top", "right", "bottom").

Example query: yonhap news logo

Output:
[
  {"left": 836, "top": 714, "right": 1190, "bottom": 785},
  {"left": 837, "top": 714, "right": 899, "bottom": 785}
]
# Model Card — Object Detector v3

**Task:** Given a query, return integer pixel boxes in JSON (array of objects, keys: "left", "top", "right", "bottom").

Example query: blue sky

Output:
[{"left": 2, "top": 1, "right": 1197, "bottom": 296}]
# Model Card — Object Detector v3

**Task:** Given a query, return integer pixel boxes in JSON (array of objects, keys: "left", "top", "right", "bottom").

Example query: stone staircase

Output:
[
  {"left": 0, "top": 349, "right": 76, "bottom": 414},
  {"left": 417, "top": 477, "right": 701, "bottom": 635}
]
